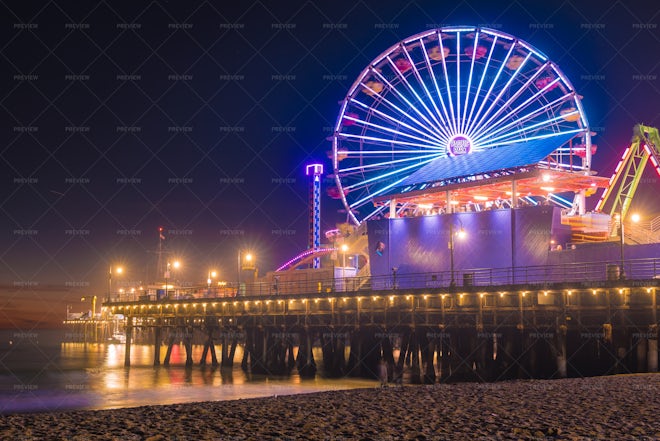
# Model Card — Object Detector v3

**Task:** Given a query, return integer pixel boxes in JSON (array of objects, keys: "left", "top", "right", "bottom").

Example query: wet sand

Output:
[{"left": 2, "top": 374, "right": 658, "bottom": 440}]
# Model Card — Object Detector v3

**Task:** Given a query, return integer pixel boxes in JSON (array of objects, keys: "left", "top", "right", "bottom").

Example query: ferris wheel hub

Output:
[{"left": 447, "top": 134, "right": 473, "bottom": 156}]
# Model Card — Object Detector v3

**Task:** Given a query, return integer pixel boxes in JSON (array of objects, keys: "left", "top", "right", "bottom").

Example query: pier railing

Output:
[{"left": 106, "top": 257, "right": 660, "bottom": 302}]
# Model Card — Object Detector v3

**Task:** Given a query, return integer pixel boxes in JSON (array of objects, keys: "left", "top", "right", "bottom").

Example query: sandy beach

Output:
[{"left": 2, "top": 374, "right": 658, "bottom": 440}]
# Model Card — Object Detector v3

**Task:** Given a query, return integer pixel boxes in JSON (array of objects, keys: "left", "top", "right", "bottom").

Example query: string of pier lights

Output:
[{"left": 112, "top": 287, "right": 656, "bottom": 317}]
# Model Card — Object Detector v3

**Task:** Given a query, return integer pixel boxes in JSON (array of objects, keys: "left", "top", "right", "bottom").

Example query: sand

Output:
[{"left": 1, "top": 374, "right": 658, "bottom": 440}]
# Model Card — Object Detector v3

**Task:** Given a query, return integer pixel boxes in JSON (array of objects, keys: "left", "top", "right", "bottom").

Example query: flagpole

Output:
[{"left": 157, "top": 227, "right": 164, "bottom": 287}]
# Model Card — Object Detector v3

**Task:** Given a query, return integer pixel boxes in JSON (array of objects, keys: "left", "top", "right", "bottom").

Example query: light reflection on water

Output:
[{"left": 1, "top": 341, "right": 376, "bottom": 414}]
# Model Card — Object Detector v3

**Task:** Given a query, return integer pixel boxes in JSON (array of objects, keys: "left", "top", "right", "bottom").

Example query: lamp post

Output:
[
  {"left": 618, "top": 213, "right": 640, "bottom": 280},
  {"left": 107, "top": 266, "right": 123, "bottom": 301},
  {"left": 448, "top": 221, "right": 467, "bottom": 287},
  {"left": 340, "top": 244, "right": 348, "bottom": 291},
  {"left": 207, "top": 269, "right": 217, "bottom": 295},
  {"left": 165, "top": 260, "right": 180, "bottom": 298},
  {"left": 237, "top": 251, "right": 253, "bottom": 296},
  {"left": 616, "top": 213, "right": 625, "bottom": 280}
]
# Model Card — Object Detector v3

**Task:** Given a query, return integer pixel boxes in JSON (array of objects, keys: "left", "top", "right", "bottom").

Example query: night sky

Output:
[{"left": 1, "top": 0, "right": 659, "bottom": 329}]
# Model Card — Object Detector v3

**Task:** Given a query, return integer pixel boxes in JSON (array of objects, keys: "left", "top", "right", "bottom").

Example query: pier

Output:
[{"left": 103, "top": 258, "right": 660, "bottom": 383}]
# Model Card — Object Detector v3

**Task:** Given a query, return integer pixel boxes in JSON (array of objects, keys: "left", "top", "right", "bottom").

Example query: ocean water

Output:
[{"left": 0, "top": 330, "right": 376, "bottom": 414}]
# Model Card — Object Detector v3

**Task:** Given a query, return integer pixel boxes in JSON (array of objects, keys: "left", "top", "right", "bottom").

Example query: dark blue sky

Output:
[{"left": 1, "top": 0, "right": 658, "bottom": 313}]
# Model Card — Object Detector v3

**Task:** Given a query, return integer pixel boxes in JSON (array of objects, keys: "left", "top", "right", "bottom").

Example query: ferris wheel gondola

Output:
[{"left": 332, "top": 26, "right": 591, "bottom": 225}]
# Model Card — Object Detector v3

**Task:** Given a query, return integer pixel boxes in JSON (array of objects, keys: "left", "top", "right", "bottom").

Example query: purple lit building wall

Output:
[{"left": 368, "top": 206, "right": 660, "bottom": 288}]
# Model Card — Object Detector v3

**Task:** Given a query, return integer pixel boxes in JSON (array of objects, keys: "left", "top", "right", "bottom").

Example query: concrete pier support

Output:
[
  {"left": 555, "top": 325, "right": 567, "bottom": 378},
  {"left": 345, "top": 327, "right": 383, "bottom": 379},
  {"left": 612, "top": 326, "right": 630, "bottom": 375},
  {"left": 153, "top": 325, "right": 161, "bottom": 365},
  {"left": 409, "top": 330, "right": 421, "bottom": 384},
  {"left": 221, "top": 331, "right": 238, "bottom": 368},
  {"left": 184, "top": 329, "right": 193, "bottom": 367},
  {"left": 163, "top": 334, "right": 175, "bottom": 366},
  {"left": 200, "top": 330, "right": 218, "bottom": 366},
  {"left": 420, "top": 328, "right": 436, "bottom": 384},
  {"left": 395, "top": 328, "right": 409, "bottom": 379},
  {"left": 379, "top": 330, "right": 395, "bottom": 382},
  {"left": 446, "top": 329, "right": 478, "bottom": 382},
  {"left": 635, "top": 336, "right": 648, "bottom": 373},
  {"left": 496, "top": 328, "right": 523, "bottom": 380},
  {"left": 264, "top": 329, "right": 295, "bottom": 375},
  {"left": 347, "top": 329, "right": 363, "bottom": 377},
  {"left": 241, "top": 327, "right": 267, "bottom": 374},
  {"left": 648, "top": 329, "right": 658, "bottom": 372},
  {"left": 321, "top": 327, "right": 346, "bottom": 377},
  {"left": 438, "top": 330, "right": 451, "bottom": 382},
  {"left": 474, "top": 330, "right": 495, "bottom": 382},
  {"left": 296, "top": 328, "right": 316, "bottom": 378},
  {"left": 124, "top": 323, "right": 132, "bottom": 367}
]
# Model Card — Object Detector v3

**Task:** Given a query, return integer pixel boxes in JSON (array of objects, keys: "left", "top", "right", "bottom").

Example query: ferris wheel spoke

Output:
[
  {"left": 478, "top": 119, "right": 583, "bottom": 149},
  {"left": 477, "top": 129, "right": 584, "bottom": 150},
  {"left": 387, "top": 50, "right": 446, "bottom": 135},
  {"left": 419, "top": 39, "right": 455, "bottom": 138},
  {"left": 339, "top": 132, "right": 444, "bottom": 150},
  {"left": 456, "top": 32, "right": 462, "bottom": 133},
  {"left": 469, "top": 61, "right": 550, "bottom": 141},
  {"left": 476, "top": 92, "right": 573, "bottom": 144},
  {"left": 474, "top": 79, "right": 567, "bottom": 141},
  {"left": 464, "top": 36, "right": 499, "bottom": 134},
  {"left": 349, "top": 98, "right": 448, "bottom": 145},
  {"left": 342, "top": 155, "right": 438, "bottom": 191},
  {"left": 468, "top": 52, "right": 532, "bottom": 140},
  {"left": 339, "top": 148, "right": 444, "bottom": 156},
  {"left": 465, "top": 42, "right": 516, "bottom": 137},
  {"left": 437, "top": 33, "right": 458, "bottom": 133},
  {"left": 342, "top": 113, "right": 447, "bottom": 146},
  {"left": 400, "top": 43, "right": 453, "bottom": 139},
  {"left": 338, "top": 152, "right": 443, "bottom": 174},
  {"left": 460, "top": 29, "right": 480, "bottom": 134},
  {"left": 358, "top": 79, "right": 445, "bottom": 141},
  {"left": 372, "top": 68, "right": 445, "bottom": 139}
]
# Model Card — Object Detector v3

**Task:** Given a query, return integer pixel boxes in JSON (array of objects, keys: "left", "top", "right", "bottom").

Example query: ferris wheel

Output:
[{"left": 332, "top": 26, "right": 592, "bottom": 225}]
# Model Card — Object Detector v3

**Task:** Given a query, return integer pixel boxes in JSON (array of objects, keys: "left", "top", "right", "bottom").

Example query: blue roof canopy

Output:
[{"left": 399, "top": 133, "right": 577, "bottom": 188}]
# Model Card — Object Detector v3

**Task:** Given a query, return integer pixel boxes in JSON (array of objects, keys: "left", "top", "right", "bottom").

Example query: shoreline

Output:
[{"left": 2, "top": 373, "right": 658, "bottom": 440}]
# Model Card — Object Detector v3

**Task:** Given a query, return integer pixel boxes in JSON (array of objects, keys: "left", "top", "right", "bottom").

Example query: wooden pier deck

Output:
[{"left": 102, "top": 259, "right": 660, "bottom": 382}]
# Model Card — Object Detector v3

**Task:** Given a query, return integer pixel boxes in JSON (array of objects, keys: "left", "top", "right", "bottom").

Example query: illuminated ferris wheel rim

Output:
[{"left": 332, "top": 25, "right": 592, "bottom": 226}]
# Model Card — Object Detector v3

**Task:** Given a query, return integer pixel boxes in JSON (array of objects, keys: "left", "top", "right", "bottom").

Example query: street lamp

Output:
[
  {"left": 615, "top": 213, "right": 625, "bottom": 279},
  {"left": 340, "top": 244, "right": 349, "bottom": 291},
  {"left": 618, "top": 213, "right": 640, "bottom": 279},
  {"left": 237, "top": 251, "right": 254, "bottom": 296},
  {"left": 108, "top": 266, "right": 123, "bottom": 301},
  {"left": 340, "top": 243, "right": 348, "bottom": 270},
  {"left": 448, "top": 222, "right": 467, "bottom": 287},
  {"left": 207, "top": 269, "right": 217, "bottom": 294},
  {"left": 165, "top": 260, "right": 180, "bottom": 298}
]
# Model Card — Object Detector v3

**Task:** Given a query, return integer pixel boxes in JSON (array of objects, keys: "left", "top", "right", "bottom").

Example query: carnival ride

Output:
[
  {"left": 595, "top": 124, "right": 660, "bottom": 222},
  {"left": 563, "top": 124, "right": 660, "bottom": 243}
]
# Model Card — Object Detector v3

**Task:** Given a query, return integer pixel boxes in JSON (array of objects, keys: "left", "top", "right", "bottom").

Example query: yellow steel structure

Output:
[{"left": 595, "top": 124, "right": 660, "bottom": 222}]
